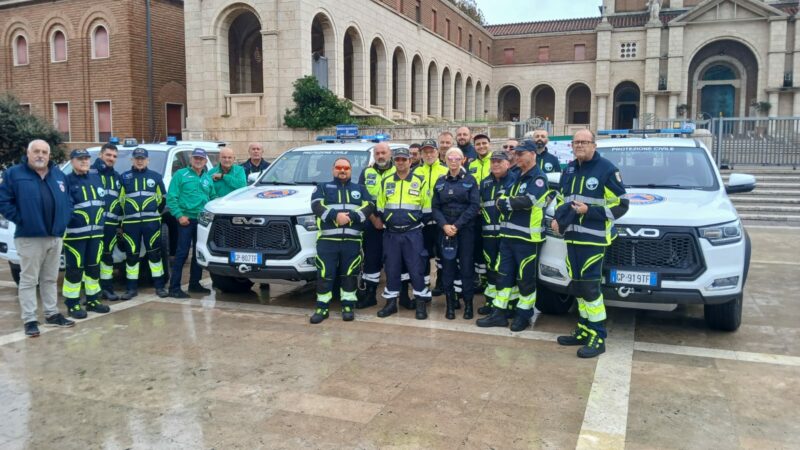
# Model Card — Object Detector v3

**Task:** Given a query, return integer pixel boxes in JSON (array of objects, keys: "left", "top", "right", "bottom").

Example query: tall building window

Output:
[
  {"left": 20, "top": 104, "right": 31, "bottom": 114},
  {"left": 92, "top": 25, "right": 110, "bottom": 59},
  {"left": 432, "top": 9, "right": 437, "bottom": 33},
  {"left": 458, "top": 27, "right": 463, "bottom": 46},
  {"left": 94, "top": 101, "right": 112, "bottom": 142},
  {"left": 51, "top": 29, "right": 67, "bottom": 62},
  {"left": 469, "top": 34, "right": 473, "bottom": 53},
  {"left": 574, "top": 44, "right": 586, "bottom": 61},
  {"left": 13, "top": 35, "right": 28, "bottom": 66},
  {"left": 478, "top": 39, "right": 482, "bottom": 57},
  {"left": 446, "top": 19, "right": 451, "bottom": 40},
  {"left": 503, "top": 48, "right": 515, "bottom": 64},
  {"left": 538, "top": 46, "right": 550, "bottom": 63},
  {"left": 54, "top": 103, "right": 70, "bottom": 141},
  {"left": 415, "top": 1, "right": 421, "bottom": 22}
]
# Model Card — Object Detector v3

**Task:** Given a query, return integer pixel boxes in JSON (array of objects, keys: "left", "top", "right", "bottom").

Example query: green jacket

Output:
[
  {"left": 167, "top": 167, "right": 213, "bottom": 220},
  {"left": 208, "top": 164, "right": 246, "bottom": 199}
]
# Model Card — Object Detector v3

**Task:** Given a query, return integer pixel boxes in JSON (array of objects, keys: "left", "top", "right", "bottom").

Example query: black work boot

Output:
[
  {"left": 67, "top": 302, "right": 87, "bottom": 319},
  {"left": 120, "top": 289, "right": 138, "bottom": 300},
  {"left": 445, "top": 293, "right": 456, "bottom": 320},
  {"left": 557, "top": 322, "right": 590, "bottom": 346},
  {"left": 377, "top": 299, "right": 398, "bottom": 318},
  {"left": 463, "top": 297, "right": 474, "bottom": 320},
  {"left": 342, "top": 305, "right": 355, "bottom": 322},
  {"left": 188, "top": 283, "right": 211, "bottom": 294},
  {"left": 510, "top": 309, "right": 533, "bottom": 332},
  {"left": 505, "top": 300, "right": 518, "bottom": 319},
  {"left": 415, "top": 298, "right": 428, "bottom": 320},
  {"left": 478, "top": 296, "right": 493, "bottom": 315},
  {"left": 85, "top": 299, "right": 110, "bottom": 314},
  {"left": 356, "top": 282, "right": 378, "bottom": 309},
  {"left": 453, "top": 292, "right": 461, "bottom": 310},
  {"left": 310, "top": 307, "right": 329, "bottom": 324},
  {"left": 399, "top": 281, "right": 415, "bottom": 310},
  {"left": 476, "top": 307, "right": 509, "bottom": 328},
  {"left": 100, "top": 280, "right": 119, "bottom": 301},
  {"left": 577, "top": 325, "right": 606, "bottom": 358}
]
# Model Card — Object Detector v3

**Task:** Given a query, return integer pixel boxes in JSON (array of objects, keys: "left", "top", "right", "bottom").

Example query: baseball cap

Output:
[
  {"left": 132, "top": 147, "right": 149, "bottom": 158},
  {"left": 420, "top": 139, "right": 438, "bottom": 150},
  {"left": 393, "top": 147, "right": 411, "bottom": 159},
  {"left": 473, "top": 133, "right": 490, "bottom": 142},
  {"left": 191, "top": 148, "right": 208, "bottom": 158},
  {"left": 490, "top": 151, "right": 510, "bottom": 161},
  {"left": 515, "top": 139, "right": 538, "bottom": 152},
  {"left": 70, "top": 149, "right": 90, "bottom": 159}
]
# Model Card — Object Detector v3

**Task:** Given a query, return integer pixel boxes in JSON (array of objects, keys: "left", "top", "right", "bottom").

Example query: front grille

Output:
[
  {"left": 209, "top": 216, "right": 298, "bottom": 259},
  {"left": 606, "top": 232, "right": 705, "bottom": 280}
]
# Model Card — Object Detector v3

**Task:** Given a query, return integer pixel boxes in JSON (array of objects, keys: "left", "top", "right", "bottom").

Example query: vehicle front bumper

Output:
[{"left": 537, "top": 235, "right": 746, "bottom": 306}]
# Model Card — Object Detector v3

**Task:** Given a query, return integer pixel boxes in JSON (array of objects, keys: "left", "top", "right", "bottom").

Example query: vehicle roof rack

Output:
[{"left": 597, "top": 128, "right": 695, "bottom": 138}]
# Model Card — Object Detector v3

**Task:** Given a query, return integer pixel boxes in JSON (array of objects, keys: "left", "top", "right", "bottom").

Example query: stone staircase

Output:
[{"left": 722, "top": 167, "right": 800, "bottom": 226}]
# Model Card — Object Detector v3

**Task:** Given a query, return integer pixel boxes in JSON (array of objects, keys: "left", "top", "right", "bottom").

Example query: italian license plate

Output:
[
  {"left": 610, "top": 269, "right": 657, "bottom": 286},
  {"left": 230, "top": 252, "right": 262, "bottom": 264}
]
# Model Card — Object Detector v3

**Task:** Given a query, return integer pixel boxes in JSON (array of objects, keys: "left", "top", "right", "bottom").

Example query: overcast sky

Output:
[{"left": 478, "top": 0, "right": 602, "bottom": 25}]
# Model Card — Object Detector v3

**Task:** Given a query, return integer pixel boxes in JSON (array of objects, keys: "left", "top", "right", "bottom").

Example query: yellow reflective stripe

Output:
[
  {"left": 565, "top": 254, "right": 573, "bottom": 278},
  {"left": 492, "top": 287, "right": 512, "bottom": 309},
  {"left": 62, "top": 280, "right": 82, "bottom": 298},
  {"left": 576, "top": 298, "right": 588, "bottom": 319},
  {"left": 517, "top": 290, "right": 537, "bottom": 309},
  {"left": 317, "top": 291, "right": 333, "bottom": 304},
  {"left": 518, "top": 253, "right": 537, "bottom": 279},
  {"left": 83, "top": 274, "right": 101, "bottom": 295},
  {"left": 149, "top": 230, "right": 162, "bottom": 248},
  {"left": 148, "top": 260, "right": 164, "bottom": 277},
  {"left": 581, "top": 252, "right": 605, "bottom": 277},
  {"left": 315, "top": 255, "right": 326, "bottom": 278},
  {"left": 126, "top": 263, "right": 139, "bottom": 280},
  {"left": 347, "top": 254, "right": 362, "bottom": 276},
  {"left": 484, "top": 284, "right": 497, "bottom": 298},
  {"left": 63, "top": 242, "right": 82, "bottom": 268},
  {"left": 341, "top": 290, "right": 357, "bottom": 301},
  {"left": 100, "top": 262, "right": 114, "bottom": 279},
  {"left": 584, "top": 295, "right": 607, "bottom": 321}
]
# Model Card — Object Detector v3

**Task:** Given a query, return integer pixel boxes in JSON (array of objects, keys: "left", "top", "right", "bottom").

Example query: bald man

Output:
[
  {"left": 456, "top": 126, "right": 478, "bottom": 165},
  {"left": 210, "top": 147, "right": 247, "bottom": 198},
  {"left": 241, "top": 142, "right": 270, "bottom": 177}
]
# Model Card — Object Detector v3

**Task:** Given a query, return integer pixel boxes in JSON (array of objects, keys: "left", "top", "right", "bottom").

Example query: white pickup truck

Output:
[{"left": 537, "top": 135, "right": 755, "bottom": 331}]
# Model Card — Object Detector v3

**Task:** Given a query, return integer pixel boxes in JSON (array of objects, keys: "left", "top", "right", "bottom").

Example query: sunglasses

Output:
[
  {"left": 502, "top": 145, "right": 516, "bottom": 150},
  {"left": 394, "top": 157, "right": 409, "bottom": 162},
  {"left": 335, "top": 165, "right": 351, "bottom": 171}
]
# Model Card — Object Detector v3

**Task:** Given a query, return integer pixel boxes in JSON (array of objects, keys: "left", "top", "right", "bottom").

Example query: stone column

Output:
[
  {"left": 519, "top": 87, "right": 531, "bottom": 121},
  {"left": 668, "top": 94, "right": 679, "bottom": 120},
  {"left": 646, "top": 94, "right": 656, "bottom": 118}
]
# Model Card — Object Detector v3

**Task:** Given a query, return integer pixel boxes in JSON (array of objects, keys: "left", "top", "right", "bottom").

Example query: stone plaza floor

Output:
[{"left": 1, "top": 226, "right": 799, "bottom": 449}]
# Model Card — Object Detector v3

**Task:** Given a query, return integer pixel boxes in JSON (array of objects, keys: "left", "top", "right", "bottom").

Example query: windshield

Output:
[
  {"left": 258, "top": 149, "right": 372, "bottom": 185},
  {"left": 61, "top": 149, "right": 169, "bottom": 175},
  {"left": 600, "top": 146, "right": 719, "bottom": 191}
]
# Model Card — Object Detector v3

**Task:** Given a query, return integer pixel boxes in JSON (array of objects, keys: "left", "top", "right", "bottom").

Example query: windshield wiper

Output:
[
  {"left": 628, "top": 184, "right": 695, "bottom": 189},
  {"left": 260, "top": 180, "right": 296, "bottom": 185}
]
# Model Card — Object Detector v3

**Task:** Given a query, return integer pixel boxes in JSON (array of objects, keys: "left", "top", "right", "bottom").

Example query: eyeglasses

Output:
[
  {"left": 334, "top": 165, "right": 351, "bottom": 171},
  {"left": 502, "top": 145, "right": 515, "bottom": 150},
  {"left": 572, "top": 140, "right": 595, "bottom": 146},
  {"left": 446, "top": 156, "right": 462, "bottom": 162}
]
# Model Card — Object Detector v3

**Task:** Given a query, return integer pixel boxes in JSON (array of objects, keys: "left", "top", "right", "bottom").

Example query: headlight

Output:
[
  {"left": 198, "top": 210, "right": 214, "bottom": 227},
  {"left": 698, "top": 220, "right": 742, "bottom": 245},
  {"left": 297, "top": 214, "right": 318, "bottom": 231}
]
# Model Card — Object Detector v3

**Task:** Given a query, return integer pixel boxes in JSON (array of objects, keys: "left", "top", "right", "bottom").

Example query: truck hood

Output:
[
  {"left": 205, "top": 185, "right": 315, "bottom": 216},
  {"left": 617, "top": 188, "right": 739, "bottom": 227}
]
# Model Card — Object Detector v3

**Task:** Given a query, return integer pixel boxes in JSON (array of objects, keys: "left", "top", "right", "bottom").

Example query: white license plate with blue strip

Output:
[
  {"left": 610, "top": 269, "right": 657, "bottom": 286},
  {"left": 230, "top": 252, "right": 262, "bottom": 264}
]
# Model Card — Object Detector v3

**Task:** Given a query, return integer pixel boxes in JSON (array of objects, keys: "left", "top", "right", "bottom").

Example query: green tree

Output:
[
  {"left": 284, "top": 76, "right": 352, "bottom": 130},
  {"left": 0, "top": 95, "right": 65, "bottom": 168},
  {"left": 446, "top": 0, "right": 486, "bottom": 25}
]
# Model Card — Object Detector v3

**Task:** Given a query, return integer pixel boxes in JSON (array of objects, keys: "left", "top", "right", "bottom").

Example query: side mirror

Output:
[
  {"left": 725, "top": 173, "right": 756, "bottom": 195},
  {"left": 247, "top": 172, "right": 260, "bottom": 185},
  {"left": 546, "top": 172, "right": 561, "bottom": 190}
]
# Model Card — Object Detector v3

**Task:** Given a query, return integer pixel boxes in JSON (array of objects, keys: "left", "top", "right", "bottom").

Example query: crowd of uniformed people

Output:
[
  {"left": 3, "top": 128, "right": 628, "bottom": 358},
  {"left": 312, "top": 126, "right": 629, "bottom": 358}
]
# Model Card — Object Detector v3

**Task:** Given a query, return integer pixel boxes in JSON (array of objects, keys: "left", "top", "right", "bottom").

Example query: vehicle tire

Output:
[
  {"left": 210, "top": 272, "right": 254, "bottom": 294},
  {"left": 535, "top": 282, "right": 575, "bottom": 315},
  {"left": 10, "top": 262, "right": 20, "bottom": 285},
  {"left": 704, "top": 294, "right": 742, "bottom": 331}
]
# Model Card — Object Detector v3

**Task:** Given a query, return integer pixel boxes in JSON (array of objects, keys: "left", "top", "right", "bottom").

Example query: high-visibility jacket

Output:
[
  {"left": 311, "top": 178, "right": 374, "bottom": 242},
  {"left": 120, "top": 167, "right": 166, "bottom": 224},
  {"left": 90, "top": 158, "right": 122, "bottom": 226},
  {"left": 555, "top": 152, "right": 628, "bottom": 246},
  {"left": 498, "top": 167, "right": 551, "bottom": 243},
  {"left": 468, "top": 154, "right": 492, "bottom": 182},
  {"left": 166, "top": 167, "right": 213, "bottom": 220},
  {"left": 359, "top": 164, "right": 395, "bottom": 200},
  {"left": 479, "top": 172, "right": 516, "bottom": 237},
  {"left": 64, "top": 172, "right": 105, "bottom": 239},
  {"left": 376, "top": 172, "right": 430, "bottom": 232},
  {"left": 537, "top": 147, "right": 562, "bottom": 174}
]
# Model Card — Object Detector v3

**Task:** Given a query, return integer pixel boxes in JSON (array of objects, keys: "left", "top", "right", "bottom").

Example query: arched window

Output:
[
  {"left": 92, "top": 25, "right": 110, "bottom": 59},
  {"left": 13, "top": 35, "right": 28, "bottom": 66},
  {"left": 51, "top": 29, "right": 67, "bottom": 62}
]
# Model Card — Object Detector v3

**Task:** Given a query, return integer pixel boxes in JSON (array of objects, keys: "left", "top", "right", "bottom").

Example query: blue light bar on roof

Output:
[
  {"left": 336, "top": 124, "right": 359, "bottom": 139},
  {"left": 361, "top": 133, "right": 391, "bottom": 142},
  {"left": 166, "top": 136, "right": 178, "bottom": 145},
  {"left": 109, "top": 137, "right": 120, "bottom": 145},
  {"left": 597, "top": 128, "right": 695, "bottom": 136}
]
